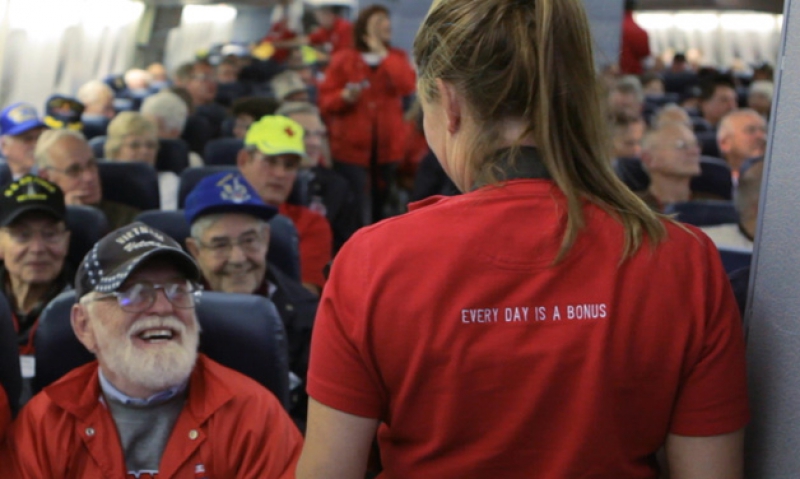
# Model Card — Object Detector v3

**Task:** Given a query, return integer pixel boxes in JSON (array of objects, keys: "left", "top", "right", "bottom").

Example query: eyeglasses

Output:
[
  {"left": 122, "top": 140, "right": 158, "bottom": 150},
  {"left": 666, "top": 140, "right": 699, "bottom": 151},
  {"left": 45, "top": 158, "right": 98, "bottom": 178},
  {"left": 195, "top": 231, "right": 267, "bottom": 258},
  {"left": 91, "top": 282, "right": 201, "bottom": 313},
  {"left": 3, "top": 227, "right": 68, "bottom": 245}
]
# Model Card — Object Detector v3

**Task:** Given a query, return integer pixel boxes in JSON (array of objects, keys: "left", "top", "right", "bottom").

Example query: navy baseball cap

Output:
[
  {"left": 75, "top": 222, "right": 201, "bottom": 299},
  {"left": 184, "top": 172, "right": 278, "bottom": 225},
  {"left": 0, "top": 103, "right": 46, "bottom": 136}
]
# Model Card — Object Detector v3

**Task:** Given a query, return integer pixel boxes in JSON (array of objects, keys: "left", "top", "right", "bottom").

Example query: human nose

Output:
[
  {"left": 148, "top": 287, "right": 175, "bottom": 314},
  {"left": 227, "top": 241, "right": 248, "bottom": 262}
]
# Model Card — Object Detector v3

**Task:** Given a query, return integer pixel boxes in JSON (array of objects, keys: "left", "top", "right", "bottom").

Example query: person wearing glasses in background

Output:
[
  {"left": 0, "top": 222, "right": 302, "bottom": 478},
  {"left": 105, "top": 112, "right": 179, "bottom": 210},
  {"left": 174, "top": 61, "right": 226, "bottom": 140},
  {"left": 637, "top": 122, "right": 722, "bottom": 212},
  {"left": 238, "top": 116, "right": 332, "bottom": 296},
  {"left": 185, "top": 171, "right": 319, "bottom": 430},
  {"left": 0, "top": 176, "right": 71, "bottom": 356},
  {"left": 34, "top": 129, "right": 139, "bottom": 229}
]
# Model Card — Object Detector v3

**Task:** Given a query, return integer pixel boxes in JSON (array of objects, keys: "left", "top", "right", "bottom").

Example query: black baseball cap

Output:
[
  {"left": 75, "top": 222, "right": 201, "bottom": 299},
  {"left": 0, "top": 176, "right": 65, "bottom": 227}
]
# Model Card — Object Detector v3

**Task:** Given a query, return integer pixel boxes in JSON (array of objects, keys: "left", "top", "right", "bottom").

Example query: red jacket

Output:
[
  {"left": 1, "top": 355, "right": 302, "bottom": 478},
  {"left": 280, "top": 203, "right": 332, "bottom": 289},
  {"left": 0, "top": 386, "right": 9, "bottom": 443},
  {"left": 620, "top": 11, "right": 650, "bottom": 75},
  {"left": 319, "top": 48, "right": 417, "bottom": 167},
  {"left": 308, "top": 17, "right": 353, "bottom": 56}
]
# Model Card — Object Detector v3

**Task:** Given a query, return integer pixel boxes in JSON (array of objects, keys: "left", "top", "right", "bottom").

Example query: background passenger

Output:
[
  {"left": 702, "top": 158, "right": 763, "bottom": 251},
  {"left": 0, "top": 103, "right": 47, "bottom": 180},
  {"left": 718, "top": 109, "right": 768, "bottom": 177},
  {"left": 140, "top": 91, "right": 202, "bottom": 167}
]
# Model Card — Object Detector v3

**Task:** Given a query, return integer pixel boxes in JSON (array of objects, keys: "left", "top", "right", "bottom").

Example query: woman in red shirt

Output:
[
  {"left": 319, "top": 5, "right": 416, "bottom": 224},
  {"left": 300, "top": 0, "right": 748, "bottom": 477}
]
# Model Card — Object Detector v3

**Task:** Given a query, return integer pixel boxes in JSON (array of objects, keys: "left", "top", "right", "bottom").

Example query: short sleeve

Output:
[{"left": 306, "top": 234, "right": 385, "bottom": 418}]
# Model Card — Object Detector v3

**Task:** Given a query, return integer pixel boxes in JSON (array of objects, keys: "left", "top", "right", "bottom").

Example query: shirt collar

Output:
[{"left": 98, "top": 368, "right": 187, "bottom": 407}]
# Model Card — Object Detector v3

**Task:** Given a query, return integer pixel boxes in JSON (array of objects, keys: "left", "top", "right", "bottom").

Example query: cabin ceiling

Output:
[{"left": 637, "top": 0, "right": 784, "bottom": 14}]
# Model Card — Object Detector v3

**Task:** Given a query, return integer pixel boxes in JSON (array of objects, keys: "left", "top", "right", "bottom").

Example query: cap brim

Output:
[
  {"left": 95, "top": 248, "right": 201, "bottom": 294},
  {"left": 187, "top": 203, "right": 278, "bottom": 225},
  {"left": 3, "top": 119, "right": 46, "bottom": 137},
  {"left": 1, "top": 204, "right": 64, "bottom": 227},
  {"left": 249, "top": 144, "right": 308, "bottom": 160}
]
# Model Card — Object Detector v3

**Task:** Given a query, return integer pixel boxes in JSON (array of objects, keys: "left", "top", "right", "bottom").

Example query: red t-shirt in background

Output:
[
  {"left": 0, "top": 386, "right": 10, "bottom": 442},
  {"left": 307, "top": 180, "right": 749, "bottom": 478},
  {"left": 279, "top": 203, "right": 332, "bottom": 290},
  {"left": 620, "top": 11, "right": 651, "bottom": 75},
  {"left": 262, "top": 19, "right": 298, "bottom": 64}
]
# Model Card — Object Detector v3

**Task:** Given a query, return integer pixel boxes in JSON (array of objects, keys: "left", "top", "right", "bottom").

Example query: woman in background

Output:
[{"left": 319, "top": 4, "right": 416, "bottom": 225}]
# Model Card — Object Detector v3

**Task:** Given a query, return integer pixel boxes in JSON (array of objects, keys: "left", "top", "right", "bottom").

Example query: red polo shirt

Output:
[
  {"left": 308, "top": 17, "right": 354, "bottom": 56},
  {"left": 308, "top": 180, "right": 749, "bottom": 478}
]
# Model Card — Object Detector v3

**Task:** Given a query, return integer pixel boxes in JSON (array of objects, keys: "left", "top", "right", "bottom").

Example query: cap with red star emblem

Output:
[{"left": 244, "top": 115, "right": 307, "bottom": 160}]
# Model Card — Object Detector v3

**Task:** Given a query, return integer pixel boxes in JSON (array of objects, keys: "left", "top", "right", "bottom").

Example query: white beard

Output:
[{"left": 93, "top": 314, "right": 199, "bottom": 394}]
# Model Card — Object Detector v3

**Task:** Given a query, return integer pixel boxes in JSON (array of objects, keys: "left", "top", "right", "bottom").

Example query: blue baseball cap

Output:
[
  {"left": 0, "top": 102, "right": 46, "bottom": 136},
  {"left": 184, "top": 172, "right": 278, "bottom": 225}
]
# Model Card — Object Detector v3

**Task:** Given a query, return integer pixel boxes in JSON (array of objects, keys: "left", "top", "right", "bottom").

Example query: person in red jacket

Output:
[
  {"left": 620, "top": 0, "right": 651, "bottom": 75},
  {"left": 238, "top": 116, "right": 332, "bottom": 295},
  {"left": 307, "top": 6, "right": 353, "bottom": 59},
  {"left": 0, "top": 223, "right": 302, "bottom": 478},
  {"left": 0, "top": 386, "right": 9, "bottom": 442},
  {"left": 319, "top": 4, "right": 416, "bottom": 224}
]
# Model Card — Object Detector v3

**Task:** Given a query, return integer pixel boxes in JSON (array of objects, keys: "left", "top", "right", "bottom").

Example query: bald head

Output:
[{"left": 718, "top": 109, "right": 767, "bottom": 171}]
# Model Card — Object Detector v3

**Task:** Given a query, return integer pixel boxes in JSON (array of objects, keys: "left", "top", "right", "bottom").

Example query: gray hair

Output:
[
  {"left": 189, "top": 213, "right": 268, "bottom": 240},
  {"left": 141, "top": 91, "right": 189, "bottom": 134},
  {"left": 276, "top": 101, "right": 320, "bottom": 118},
  {"left": 76, "top": 80, "right": 113, "bottom": 106},
  {"left": 613, "top": 75, "right": 645, "bottom": 102},
  {"left": 35, "top": 129, "right": 87, "bottom": 168}
]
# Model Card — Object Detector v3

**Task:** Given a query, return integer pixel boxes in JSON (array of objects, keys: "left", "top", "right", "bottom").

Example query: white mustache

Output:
[{"left": 128, "top": 316, "right": 188, "bottom": 337}]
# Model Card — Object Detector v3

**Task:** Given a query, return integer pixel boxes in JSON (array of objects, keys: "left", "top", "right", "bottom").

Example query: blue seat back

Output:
[
  {"left": 663, "top": 200, "right": 739, "bottom": 227},
  {"left": 156, "top": 139, "right": 190, "bottom": 175},
  {"left": 204, "top": 138, "right": 244, "bottom": 166},
  {"left": 65, "top": 205, "right": 110, "bottom": 270},
  {"left": 34, "top": 291, "right": 290, "bottom": 408},
  {"left": 696, "top": 130, "right": 722, "bottom": 158},
  {"left": 719, "top": 249, "right": 753, "bottom": 275},
  {"left": 615, "top": 156, "right": 733, "bottom": 200},
  {"left": 98, "top": 161, "right": 160, "bottom": 211}
]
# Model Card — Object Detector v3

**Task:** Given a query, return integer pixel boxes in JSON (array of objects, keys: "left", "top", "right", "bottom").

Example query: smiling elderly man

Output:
[{"left": 0, "top": 222, "right": 301, "bottom": 478}]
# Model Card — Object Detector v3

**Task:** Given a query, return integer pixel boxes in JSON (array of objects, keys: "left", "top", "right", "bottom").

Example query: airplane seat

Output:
[
  {"left": 663, "top": 200, "right": 739, "bottom": 227},
  {"left": 88, "top": 136, "right": 106, "bottom": 159},
  {"left": 692, "top": 157, "right": 733, "bottom": 200},
  {"left": 614, "top": 157, "right": 649, "bottom": 192},
  {"left": 97, "top": 162, "right": 160, "bottom": 211},
  {"left": 33, "top": 291, "right": 291, "bottom": 408},
  {"left": 696, "top": 130, "right": 722, "bottom": 158},
  {"left": 204, "top": 138, "right": 244, "bottom": 166},
  {"left": 156, "top": 138, "right": 190, "bottom": 175},
  {"left": 65, "top": 205, "right": 110, "bottom": 271},
  {"left": 182, "top": 114, "right": 214, "bottom": 156},
  {"left": 135, "top": 210, "right": 190, "bottom": 251},
  {"left": 82, "top": 117, "right": 109, "bottom": 141},
  {"left": 718, "top": 248, "right": 752, "bottom": 275}
]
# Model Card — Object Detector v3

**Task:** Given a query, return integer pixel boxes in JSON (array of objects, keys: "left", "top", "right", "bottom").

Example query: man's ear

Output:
[
  {"left": 718, "top": 133, "right": 732, "bottom": 156},
  {"left": 236, "top": 149, "right": 250, "bottom": 170},
  {"left": 71, "top": 303, "right": 97, "bottom": 354},
  {"left": 185, "top": 237, "right": 200, "bottom": 259},
  {"left": 436, "top": 79, "right": 462, "bottom": 135}
]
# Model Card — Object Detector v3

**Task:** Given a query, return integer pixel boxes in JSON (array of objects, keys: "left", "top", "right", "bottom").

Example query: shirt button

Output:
[
  {"left": 85, "top": 427, "right": 95, "bottom": 437},
  {"left": 189, "top": 429, "right": 199, "bottom": 440}
]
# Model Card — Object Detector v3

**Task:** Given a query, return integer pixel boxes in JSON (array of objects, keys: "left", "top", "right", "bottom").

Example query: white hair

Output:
[
  {"left": 35, "top": 129, "right": 88, "bottom": 168},
  {"left": 276, "top": 101, "right": 320, "bottom": 118},
  {"left": 189, "top": 213, "right": 268, "bottom": 240},
  {"left": 76, "top": 80, "right": 113, "bottom": 106},
  {"left": 141, "top": 91, "right": 189, "bottom": 134},
  {"left": 749, "top": 80, "right": 774, "bottom": 100}
]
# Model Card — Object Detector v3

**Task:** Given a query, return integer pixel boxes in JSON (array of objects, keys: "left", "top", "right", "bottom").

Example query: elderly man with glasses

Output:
[
  {"left": 0, "top": 222, "right": 302, "bottom": 478},
  {"left": 185, "top": 171, "right": 318, "bottom": 430},
  {"left": 237, "top": 116, "right": 332, "bottom": 296},
  {"left": 34, "top": 129, "right": 138, "bottom": 229}
]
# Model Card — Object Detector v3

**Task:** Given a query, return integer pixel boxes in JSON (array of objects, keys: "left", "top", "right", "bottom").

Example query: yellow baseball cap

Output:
[{"left": 244, "top": 115, "right": 307, "bottom": 159}]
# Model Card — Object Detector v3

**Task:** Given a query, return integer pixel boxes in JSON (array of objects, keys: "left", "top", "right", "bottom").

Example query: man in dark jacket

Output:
[{"left": 184, "top": 171, "right": 318, "bottom": 428}]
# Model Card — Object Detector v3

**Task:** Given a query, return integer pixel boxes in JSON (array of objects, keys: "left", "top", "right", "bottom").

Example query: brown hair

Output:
[
  {"left": 414, "top": 0, "right": 666, "bottom": 260},
  {"left": 354, "top": 4, "right": 390, "bottom": 52}
]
